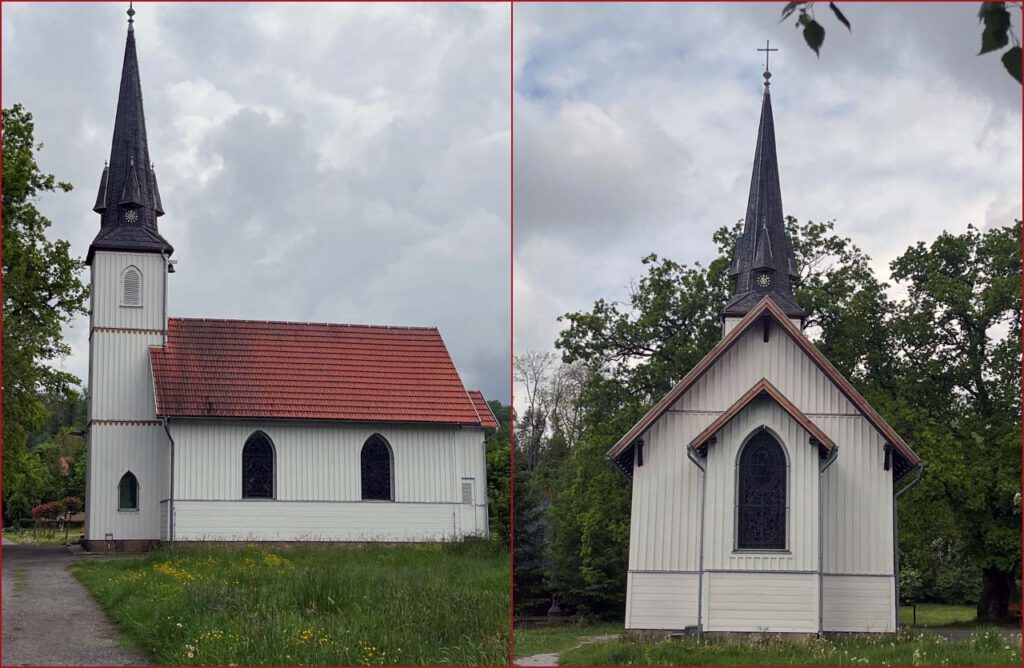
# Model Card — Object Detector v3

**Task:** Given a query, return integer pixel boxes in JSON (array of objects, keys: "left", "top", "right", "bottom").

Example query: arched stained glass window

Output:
[
  {"left": 118, "top": 471, "right": 139, "bottom": 510},
  {"left": 361, "top": 435, "right": 393, "bottom": 501},
  {"left": 242, "top": 432, "right": 275, "bottom": 499},
  {"left": 736, "top": 430, "right": 787, "bottom": 550}
]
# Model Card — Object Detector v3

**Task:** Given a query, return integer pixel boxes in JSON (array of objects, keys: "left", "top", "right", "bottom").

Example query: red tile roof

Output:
[
  {"left": 150, "top": 318, "right": 490, "bottom": 426},
  {"left": 468, "top": 390, "right": 499, "bottom": 429}
]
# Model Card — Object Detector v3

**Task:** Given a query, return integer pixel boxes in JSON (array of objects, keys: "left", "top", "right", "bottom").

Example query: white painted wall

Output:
[
  {"left": 168, "top": 420, "right": 488, "bottom": 541},
  {"left": 706, "top": 572, "right": 818, "bottom": 633},
  {"left": 625, "top": 321, "right": 898, "bottom": 632},
  {"left": 822, "top": 575, "right": 895, "bottom": 632},
  {"left": 626, "top": 572, "right": 699, "bottom": 630}
]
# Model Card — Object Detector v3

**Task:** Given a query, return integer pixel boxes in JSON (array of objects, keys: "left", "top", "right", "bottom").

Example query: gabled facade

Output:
[
  {"left": 609, "top": 71, "right": 921, "bottom": 635},
  {"left": 84, "top": 9, "right": 494, "bottom": 551}
]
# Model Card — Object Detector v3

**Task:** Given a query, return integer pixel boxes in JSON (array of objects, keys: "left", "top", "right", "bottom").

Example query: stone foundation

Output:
[
  {"left": 82, "top": 539, "right": 160, "bottom": 553},
  {"left": 626, "top": 629, "right": 894, "bottom": 642}
]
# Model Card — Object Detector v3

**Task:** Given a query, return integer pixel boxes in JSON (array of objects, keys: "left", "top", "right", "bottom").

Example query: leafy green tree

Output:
[
  {"left": 484, "top": 400, "right": 512, "bottom": 546},
  {"left": 889, "top": 221, "right": 1022, "bottom": 620},
  {"left": 2, "top": 104, "right": 88, "bottom": 509}
]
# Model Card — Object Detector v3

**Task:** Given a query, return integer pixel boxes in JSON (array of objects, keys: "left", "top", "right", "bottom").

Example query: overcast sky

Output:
[
  {"left": 3, "top": 2, "right": 511, "bottom": 402},
  {"left": 514, "top": 2, "right": 1022, "bottom": 370}
]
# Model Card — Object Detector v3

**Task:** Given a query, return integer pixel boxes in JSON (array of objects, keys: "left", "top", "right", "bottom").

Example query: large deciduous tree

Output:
[
  {"left": 889, "top": 221, "right": 1022, "bottom": 621},
  {"left": 2, "top": 104, "right": 88, "bottom": 508}
]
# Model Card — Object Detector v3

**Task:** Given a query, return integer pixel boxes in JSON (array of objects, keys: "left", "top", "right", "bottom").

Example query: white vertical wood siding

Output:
[
  {"left": 706, "top": 572, "right": 818, "bottom": 632},
  {"left": 85, "top": 424, "right": 169, "bottom": 541},
  {"left": 90, "top": 331, "right": 162, "bottom": 420},
  {"left": 819, "top": 416, "right": 894, "bottom": 574},
  {"left": 823, "top": 575, "right": 895, "bottom": 632},
  {"left": 90, "top": 251, "right": 166, "bottom": 330},
  {"left": 169, "top": 420, "right": 487, "bottom": 541},
  {"left": 626, "top": 572, "right": 699, "bottom": 630},
  {"left": 703, "top": 399, "right": 819, "bottom": 572}
]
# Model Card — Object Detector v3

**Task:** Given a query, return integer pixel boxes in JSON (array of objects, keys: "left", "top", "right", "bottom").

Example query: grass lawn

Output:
[
  {"left": 514, "top": 622, "right": 623, "bottom": 657},
  {"left": 558, "top": 629, "right": 1021, "bottom": 666},
  {"left": 899, "top": 602, "right": 977, "bottom": 627},
  {"left": 3, "top": 527, "right": 83, "bottom": 545},
  {"left": 72, "top": 540, "right": 509, "bottom": 665}
]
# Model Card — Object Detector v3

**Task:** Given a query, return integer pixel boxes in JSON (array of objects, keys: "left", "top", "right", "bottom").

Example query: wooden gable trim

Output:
[
  {"left": 688, "top": 378, "right": 836, "bottom": 454},
  {"left": 606, "top": 297, "right": 920, "bottom": 467}
]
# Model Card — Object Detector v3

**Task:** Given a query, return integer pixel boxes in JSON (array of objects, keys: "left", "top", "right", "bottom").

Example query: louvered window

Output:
[
  {"left": 462, "top": 480, "right": 474, "bottom": 505},
  {"left": 242, "top": 432, "right": 275, "bottom": 499},
  {"left": 122, "top": 266, "right": 142, "bottom": 307},
  {"left": 361, "top": 435, "right": 393, "bottom": 501},
  {"left": 736, "top": 431, "right": 787, "bottom": 550},
  {"left": 118, "top": 471, "right": 139, "bottom": 510}
]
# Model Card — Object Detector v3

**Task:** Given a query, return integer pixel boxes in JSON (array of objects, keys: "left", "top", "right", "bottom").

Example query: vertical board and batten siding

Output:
[
  {"left": 822, "top": 575, "right": 895, "bottom": 632},
  {"left": 90, "top": 251, "right": 166, "bottom": 330},
  {"left": 170, "top": 420, "right": 487, "bottom": 541},
  {"left": 86, "top": 252, "right": 168, "bottom": 542},
  {"left": 626, "top": 321, "right": 898, "bottom": 632},
  {"left": 85, "top": 424, "right": 169, "bottom": 540},
  {"left": 626, "top": 572, "right": 700, "bottom": 629},
  {"left": 706, "top": 572, "right": 819, "bottom": 633},
  {"left": 703, "top": 399, "right": 819, "bottom": 572}
]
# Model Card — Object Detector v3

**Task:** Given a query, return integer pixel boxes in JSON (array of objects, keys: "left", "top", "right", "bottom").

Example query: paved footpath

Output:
[{"left": 2, "top": 543, "right": 149, "bottom": 666}]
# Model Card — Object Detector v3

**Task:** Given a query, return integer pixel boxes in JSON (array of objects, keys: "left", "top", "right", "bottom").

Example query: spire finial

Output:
[
  {"left": 757, "top": 39, "right": 778, "bottom": 88},
  {"left": 127, "top": 2, "right": 135, "bottom": 31}
]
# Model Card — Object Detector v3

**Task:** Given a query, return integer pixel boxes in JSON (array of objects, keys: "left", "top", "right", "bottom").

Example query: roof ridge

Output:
[{"left": 168, "top": 316, "right": 439, "bottom": 332}]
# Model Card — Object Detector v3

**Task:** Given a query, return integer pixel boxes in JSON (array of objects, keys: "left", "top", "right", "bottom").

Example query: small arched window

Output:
[
  {"left": 736, "top": 430, "right": 787, "bottom": 550},
  {"left": 121, "top": 266, "right": 142, "bottom": 307},
  {"left": 361, "top": 435, "right": 393, "bottom": 501},
  {"left": 242, "top": 432, "right": 275, "bottom": 499},
  {"left": 118, "top": 471, "right": 139, "bottom": 511}
]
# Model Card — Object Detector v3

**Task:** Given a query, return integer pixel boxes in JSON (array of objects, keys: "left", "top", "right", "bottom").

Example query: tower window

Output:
[
  {"left": 121, "top": 266, "right": 142, "bottom": 307},
  {"left": 242, "top": 432, "right": 275, "bottom": 499},
  {"left": 361, "top": 435, "right": 393, "bottom": 501},
  {"left": 736, "top": 430, "right": 787, "bottom": 550},
  {"left": 118, "top": 471, "right": 139, "bottom": 511}
]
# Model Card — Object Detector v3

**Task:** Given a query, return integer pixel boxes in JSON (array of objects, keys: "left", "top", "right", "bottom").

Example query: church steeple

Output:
[
  {"left": 87, "top": 3, "right": 172, "bottom": 265},
  {"left": 721, "top": 57, "right": 804, "bottom": 321}
]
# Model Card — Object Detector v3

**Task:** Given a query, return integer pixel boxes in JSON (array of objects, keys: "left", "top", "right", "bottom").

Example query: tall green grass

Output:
[
  {"left": 559, "top": 628, "right": 1021, "bottom": 666},
  {"left": 72, "top": 541, "right": 509, "bottom": 665}
]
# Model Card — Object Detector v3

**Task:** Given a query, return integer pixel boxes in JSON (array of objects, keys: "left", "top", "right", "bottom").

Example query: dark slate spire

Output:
[
  {"left": 87, "top": 4, "right": 172, "bottom": 265},
  {"left": 721, "top": 66, "right": 804, "bottom": 321}
]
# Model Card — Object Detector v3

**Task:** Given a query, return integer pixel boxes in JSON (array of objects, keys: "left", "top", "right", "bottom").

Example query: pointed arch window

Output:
[
  {"left": 361, "top": 435, "right": 393, "bottom": 501},
  {"left": 121, "top": 266, "right": 142, "bottom": 307},
  {"left": 118, "top": 471, "right": 139, "bottom": 511},
  {"left": 736, "top": 430, "right": 787, "bottom": 550},
  {"left": 242, "top": 432, "right": 275, "bottom": 499}
]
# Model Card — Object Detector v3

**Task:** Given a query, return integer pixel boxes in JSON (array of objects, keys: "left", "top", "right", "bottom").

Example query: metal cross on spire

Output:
[{"left": 757, "top": 39, "right": 778, "bottom": 87}]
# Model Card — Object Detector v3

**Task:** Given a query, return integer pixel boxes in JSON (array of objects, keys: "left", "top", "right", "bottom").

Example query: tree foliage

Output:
[{"left": 2, "top": 104, "right": 89, "bottom": 509}]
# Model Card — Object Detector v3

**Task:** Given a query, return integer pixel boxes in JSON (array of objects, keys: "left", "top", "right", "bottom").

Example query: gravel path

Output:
[
  {"left": 1, "top": 543, "right": 150, "bottom": 666},
  {"left": 514, "top": 633, "right": 622, "bottom": 666}
]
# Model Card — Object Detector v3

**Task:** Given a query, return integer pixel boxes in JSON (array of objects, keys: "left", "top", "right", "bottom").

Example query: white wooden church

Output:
[
  {"left": 84, "top": 9, "right": 496, "bottom": 551},
  {"left": 607, "top": 67, "right": 922, "bottom": 635}
]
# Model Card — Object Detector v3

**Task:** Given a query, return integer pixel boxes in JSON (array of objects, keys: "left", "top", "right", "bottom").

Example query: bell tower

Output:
[
  {"left": 84, "top": 4, "right": 173, "bottom": 550},
  {"left": 721, "top": 52, "right": 806, "bottom": 335}
]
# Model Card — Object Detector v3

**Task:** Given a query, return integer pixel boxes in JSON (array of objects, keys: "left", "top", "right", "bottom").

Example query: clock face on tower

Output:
[
  {"left": 124, "top": 209, "right": 139, "bottom": 224},
  {"left": 756, "top": 272, "right": 772, "bottom": 289}
]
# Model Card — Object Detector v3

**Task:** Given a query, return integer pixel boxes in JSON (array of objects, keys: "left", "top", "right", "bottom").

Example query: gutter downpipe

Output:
[
  {"left": 817, "top": 445, "right": 839, "bottom": 636},
  {"left": 162, "top": 417, "right": 175, "bottom": 543},
  {"left": 160, "top": 250, "right": 170, "bottom": 347},
  {"left": 892, "top": 463, "right": 924, "bottom": 629},
  {"left": 687, "top": 447, "right": 707, "bottom": 639}
]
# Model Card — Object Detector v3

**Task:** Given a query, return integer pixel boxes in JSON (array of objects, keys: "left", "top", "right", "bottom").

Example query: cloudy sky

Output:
[
  {"left": 514, "top": 2, "right": 1022, "bottom": 365},
  {"left": 3, "top": 2, "right": 511, "bottom": 402}
]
